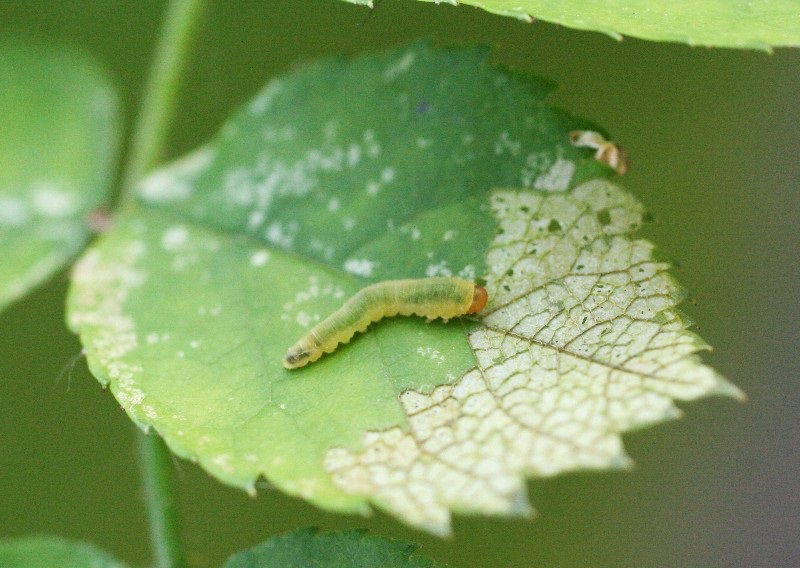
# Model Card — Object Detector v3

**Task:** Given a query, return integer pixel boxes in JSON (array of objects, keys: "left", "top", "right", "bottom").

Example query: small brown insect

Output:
[{"left": 569, "top": 130, "right": 629, "bottom": 175}]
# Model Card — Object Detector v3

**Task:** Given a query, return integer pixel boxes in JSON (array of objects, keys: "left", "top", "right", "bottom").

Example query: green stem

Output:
[
  {"left": 125, "top": 1, "right": 207, "bottom": 567},
  {"left": 121, "top": 0, "right": 208, "bottom": 200},
  {"left": 137, "top": 430, "right": 186, "bottom": 568}
]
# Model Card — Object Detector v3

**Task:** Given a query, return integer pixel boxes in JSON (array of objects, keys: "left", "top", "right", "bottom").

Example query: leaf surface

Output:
[
  {"left": 0, "top": 43, "right": 118, "bottom": 312},
  {"left": 344, "top": 0, "right": 800, "bottom": 49},
  {"left": 67, "top": 43, "right": 740, "bottom": 532},
  {"left": 0, "top": 536, "right": 127, "bottom": 568},
  {"left": 223, "top": 528, "right": 444, "bottom": 568}
]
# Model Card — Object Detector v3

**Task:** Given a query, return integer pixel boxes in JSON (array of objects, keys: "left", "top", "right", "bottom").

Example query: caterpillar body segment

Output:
[{"left": 283, "top": 277, "right": 488, "bottom": 369}]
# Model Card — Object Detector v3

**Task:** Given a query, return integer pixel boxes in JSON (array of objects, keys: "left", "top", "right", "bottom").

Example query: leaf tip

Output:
[
  {"left": 422, "top": 518, "right": 452, "bottom": 539},
  {"left": 609, "top": 452, "right": 636, "bottom": 471},
  {"left": 662, "top": 405, "right": 684, "bottom": 421},
  {"left": 595, "top": 27, "right": 624, "bottom": 42},
  {"left": 511, "top": 11, "right": 534, "bottom": 24},
  {"left": 712, "top": 376, "right": 747, "bottom": 402},
  {"left": 355, "top": 501, "right": 372, "bottom": 517},
  {"left": 742, "top": 40, "right": 774, "bottom": 54},
  {"left": 509, "top": 488, "right": 535, "bottom": 518}
]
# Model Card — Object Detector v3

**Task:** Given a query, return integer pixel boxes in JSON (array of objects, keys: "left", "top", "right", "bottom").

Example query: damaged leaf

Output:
[{"left": 67, "top": 43, "right": 740, "bottom": 534}]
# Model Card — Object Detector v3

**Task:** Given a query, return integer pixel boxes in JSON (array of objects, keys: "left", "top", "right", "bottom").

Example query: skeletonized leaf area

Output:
[{"left": 324, "top": 180, "right": 742, "bottom": 534}]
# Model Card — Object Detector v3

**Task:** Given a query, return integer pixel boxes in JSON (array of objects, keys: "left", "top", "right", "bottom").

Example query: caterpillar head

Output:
[{"left": 467, "top": 285, "right": 488, "bottom": 314}]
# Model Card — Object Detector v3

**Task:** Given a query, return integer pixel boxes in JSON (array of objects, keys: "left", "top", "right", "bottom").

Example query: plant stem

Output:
[
  {"left": 121, "top": 0, "right": 208, "bottom": 199},
  {"left": 125, "top": 1, "right": 207, "bottom": 567},
  {"left": 137, "top": 430, "right": 186, "bottom": 568}
]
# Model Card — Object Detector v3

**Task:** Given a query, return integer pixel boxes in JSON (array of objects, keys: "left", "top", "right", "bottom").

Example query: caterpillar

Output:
[
  {"left": 569, "top": 130, "right": 629, "bottom": 175},
  {"left": 283, "top": 277, "right": 488, "bottom": 369}
]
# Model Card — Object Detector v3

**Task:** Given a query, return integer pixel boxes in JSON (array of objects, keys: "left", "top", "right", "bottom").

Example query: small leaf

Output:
[
  {"left": 222, "top": 528, "right": 444, "bottom": 568},
  {"left": 0, "top": 535, "right": 127, "bottom": 568},
  {"left": 0, "top": 42, "right": 119, "bottom": 313},
  {"left": 343, "top": 0, "right": 800, "bottom": 49}
]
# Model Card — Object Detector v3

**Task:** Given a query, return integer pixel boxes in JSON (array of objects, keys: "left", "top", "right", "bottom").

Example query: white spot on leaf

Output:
[
  {"left": 363, "top": 130, "right": 381, "bottom": 158},
  {"left": 32, "top": 184, "right": 78, "bottom": 217},
  {"left": 266, "top": 222, "right": 294, "bottom": 249},
  {"left": 0, "top": 196, "right": 29, "bottom": 226},
  {"left": 68, "top": 238, "right": 148, "bottom": 421},
  {"left": 494, "top": 131, "right": 521, "bottom": 156},
  {"left": 343, "top": 258, "right": 376, "bottom": 278},
  {"left": 380, "top": 167, "right": 396, "bottom": 183},
  {"left": 425, "top": 260, "right": 452, "bottom": 277},
  {"left": 347, "top": 144, "right": 361, "bottom": 167},
  {"left": 534, "top": 157, "right": 576, "bottom": 192},
  {"left": 416, "top": 347, "right": 446, "bottom": 365},
  {"left": 384, "top": 50, "right": 416, "bottom": 81},
  {"left": 250, "top": 250, "right": 270, "bottom": 267},
  {"left": 161, "top": 226, "right": 188, "bottom": 251},
  {"left": 138, "top": 147, "right": 215, "bottom": 202}
]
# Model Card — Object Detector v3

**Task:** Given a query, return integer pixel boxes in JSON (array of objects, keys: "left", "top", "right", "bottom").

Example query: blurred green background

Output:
[{"left": 1, "top": 1, "right": 798, "bottom": 567}]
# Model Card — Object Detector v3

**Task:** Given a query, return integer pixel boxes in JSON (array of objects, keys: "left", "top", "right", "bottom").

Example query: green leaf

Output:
[
  {"left": 67, "top": 43, "right": 741, "bottom": 533},
  {"left": 223, "top": 528, "right": 444, "bottom": 568},
  {"left": 344, "top": 0, "right": 799, "bottom": 49},
  {"left": 0, "top": 42, "right": 119, "bottom": 313},
  {"left": 0, "top": 535, "right": 127, "bottom": 568}
]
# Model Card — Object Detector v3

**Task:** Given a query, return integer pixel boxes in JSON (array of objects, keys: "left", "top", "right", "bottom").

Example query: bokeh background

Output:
[{"left": 1, "top": 1, "right": 798, "bottom": 567}]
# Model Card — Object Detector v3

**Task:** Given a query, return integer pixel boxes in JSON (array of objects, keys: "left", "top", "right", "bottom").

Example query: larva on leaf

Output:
[{"left": 283, "top": 277, "right": 488, "bottom": 369}]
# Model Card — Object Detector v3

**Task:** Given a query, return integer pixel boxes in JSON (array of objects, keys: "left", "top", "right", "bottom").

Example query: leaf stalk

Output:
[
  {"left": 125, "top": 1, "right": 207, "bottom": 567},
  {"left": 121, "top": 0, "right": 207, "bottom": 200},
  {"left": 137, "top": 430, "right": 187, "bottom": 568}
]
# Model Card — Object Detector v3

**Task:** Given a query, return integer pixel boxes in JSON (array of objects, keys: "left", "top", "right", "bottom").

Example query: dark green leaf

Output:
[{"left": 223, "top": 528, "right": 444, "bottom": 568}]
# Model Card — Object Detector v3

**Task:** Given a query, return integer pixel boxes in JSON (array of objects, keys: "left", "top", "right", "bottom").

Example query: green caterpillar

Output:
[{"left": 283, "top": 277, "right": 488, "bottom": 369}]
